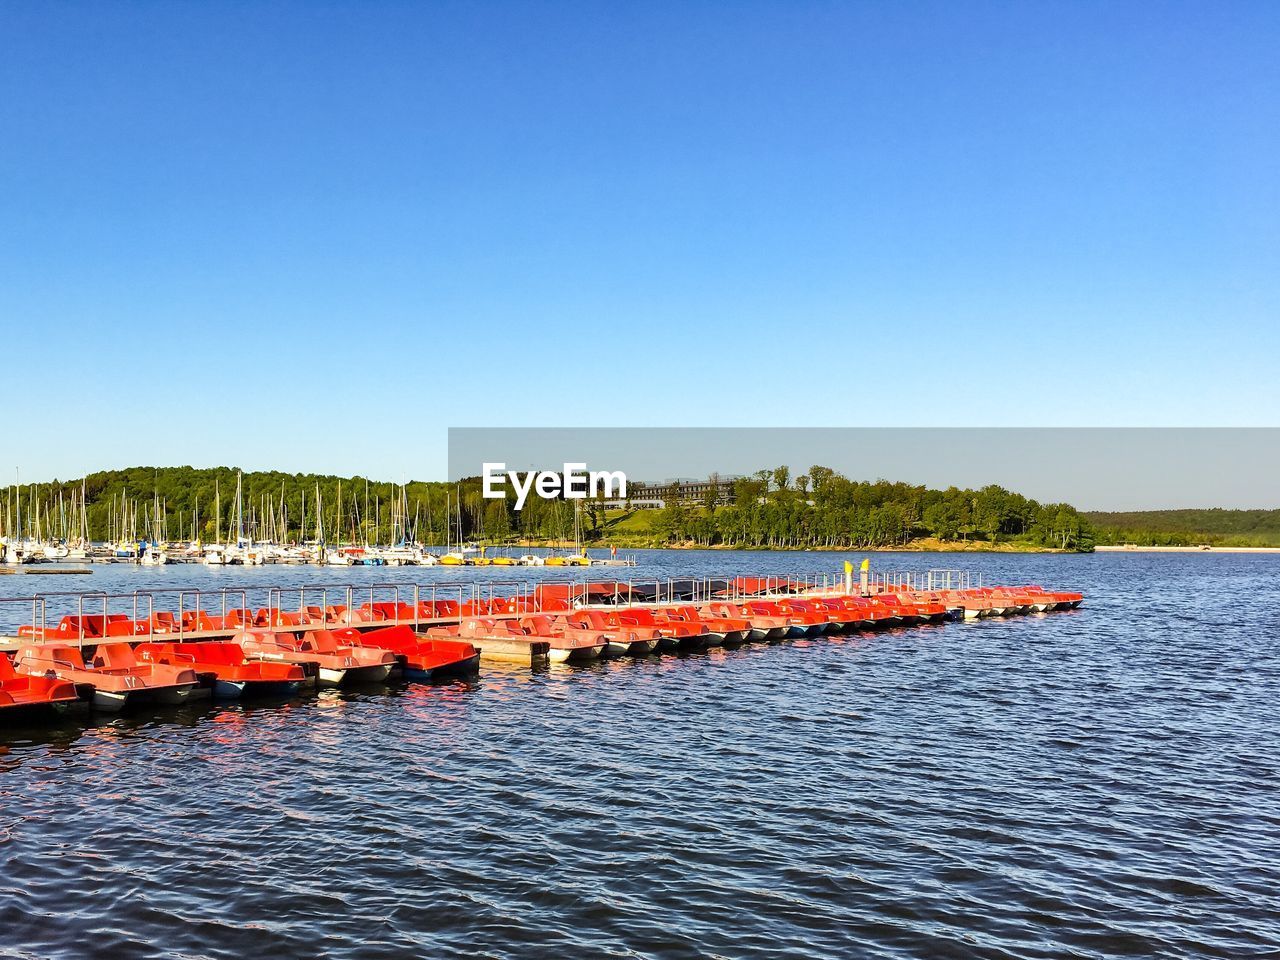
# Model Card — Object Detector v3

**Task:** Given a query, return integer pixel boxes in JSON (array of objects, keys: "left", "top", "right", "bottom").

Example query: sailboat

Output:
[
  {"left": 323, "top": 478, "right": 362, "bottom": 565},
  {"left": 203, "top": 477, "right": 228, "bottom": 564},
  {"left": 65, "top": 481, "right": 90, "bottom": 560},
  {"left": 311, "top": 482, "right": 327, "bottom": 563},
  {"left": 225, "top": 471, "right": 265, "bottom": 565},
  {"left": 439, "top": 488, "right": 472, "bottom": 565},
  {"left": 544, "top": 502, "right": 591, "bottom": 566},
  {"left": 139, "top": 489, "right": 169, "bottom": 565}
]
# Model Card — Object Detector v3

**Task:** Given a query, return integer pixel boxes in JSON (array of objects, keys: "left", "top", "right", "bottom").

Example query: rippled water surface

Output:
[{"left": 2, "top": 551, "right": 1279, "bottom": 959}]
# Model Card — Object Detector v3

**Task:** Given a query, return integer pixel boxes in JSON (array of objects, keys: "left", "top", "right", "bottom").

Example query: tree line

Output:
[
  {"left": 2, "top": 464, "right": 1096, "bottom": 550},
  {"left": 2, "top": 467, "right": 469, "bottom": 546},
  {"left": 638, "top": 467, "right": 1093, "bottom": 550},
  {"left": 1085, "top": 508, "right": 1280, "bottom": 547},
  {"left": 1, "top": 466, "right": 612, "bottom": 546}
]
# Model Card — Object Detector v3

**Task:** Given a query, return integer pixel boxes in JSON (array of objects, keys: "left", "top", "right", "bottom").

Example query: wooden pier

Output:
[{"left": 0, "top": 567, "right": 93, "bottom": 576}]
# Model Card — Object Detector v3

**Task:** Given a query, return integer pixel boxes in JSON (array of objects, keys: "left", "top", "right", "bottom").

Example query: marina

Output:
[
  {"left": 1, "top": 471, "right": 638, "bottom": 569},
  {"left": 0, "top": 539, "right": 635, "bottom": 568}
]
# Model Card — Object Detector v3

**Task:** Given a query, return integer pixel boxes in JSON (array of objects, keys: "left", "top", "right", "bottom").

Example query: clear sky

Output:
[{"left": 3, "top": 1, "right": 1277, "bottom": 484}]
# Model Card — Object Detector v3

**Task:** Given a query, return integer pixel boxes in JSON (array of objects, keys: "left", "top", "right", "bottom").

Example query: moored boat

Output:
[
  {"left": 666, "top": 605, "right": 753, "bottom": 645},
  {"left": 237, "top": 629, "right": 396, "bottom": 686},
  {"left": 202, "top": 544, "right": 229, "bottom": 565},
  {"left": 706, "top": 601, "right": 789, "bottom": 641},
  {"left": 13, "top": 642, "right": 197, "bottom": 711},
  {"left": 741, "top": 599, "right": 826, "bottom": 638},
  {"left": 599, "top": 608, "right": 714, "bottom": 651},
  {"left": 0, "top": 654, "right": 79, "bottom": 714},
  {"left": 564, "top": 610, "right": 661, "bottom": 656},
  {"left": 430, "top": 616, "right": 606, "bottom": 663},
  {"left": 139, "top": 544, "right": 168, "bottom": 566},
  {"left": 329, "top": 625, "right": 480, "bottom": 680},
  {"left": 516, "top": 615, "right": 608, "bottom": 661},
  {"left": 134, "top": 641, "right": 305, "bottom": 698}
]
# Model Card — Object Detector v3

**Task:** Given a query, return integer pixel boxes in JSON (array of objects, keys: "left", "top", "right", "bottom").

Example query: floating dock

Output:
[
  {"left": 1, "top": 570, "right": 1084, "bottom": 716},
  {"left": 0, "top": 567, "right": 93, "bottom": 576}
]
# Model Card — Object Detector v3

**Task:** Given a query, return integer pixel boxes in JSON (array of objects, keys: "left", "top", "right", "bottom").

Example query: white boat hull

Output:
[
  {"left": 318, "top": 667, "right": 348, "bottom": 687},
  {"left": 92, "top": 689, "right": 130, "bottom": 712},
  {"left": 548, "top": 646, "right": 604, "bottom": 663},
  {"left": 214, "top": 679, "right": 248, "bottom": 699},
  {"left": 319, "top": 663, "right": 392, "bottom": 686}
]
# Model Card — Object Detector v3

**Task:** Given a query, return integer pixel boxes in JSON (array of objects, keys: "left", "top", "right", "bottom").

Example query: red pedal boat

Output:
[
  {"left": 13, "top": 642, "right": 197, "bottom": 712},
  {"left": 428, "top": 617, "right": 606, "bottom": 663},
  {"left": 706, "top": 602, "right": 789, "bottom": 641},
  {"left": 563, "top": 610, "right": 662, "bottom": 656},
  {"left": 666, "top": 605, "right": 753, "bottom": 645},
  {"left": 237, "top": 630, "right": 396, "bottom": 687},
  {"left": 135, "top": 641, "right": 305, "bottom": 698},
  {"left": 329, "top": 625, "right": 480, "bottom": 680},
  {"left": 741, "top": 600, "right": 826, "bottom": 638},
  {"left": 601, "top": 608, "right": 714, "bottom": 651},
  {"left": 0, "top": 654, "right": 79, "bottom": 714},
  {"left": 517, "top": 615, "right": 609, "bottom": 662}
]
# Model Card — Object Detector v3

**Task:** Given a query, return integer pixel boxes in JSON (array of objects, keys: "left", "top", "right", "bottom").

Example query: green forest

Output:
[
  {"left": 612, "top": 469, "right": 1093, "bottom": 551},
  {"left": 1, "top": 467, "right": 465, "bottom": 547},
  {"left": 1, "top": 465, "right": 1095, "bottom": 552},
  {"left": 1086, "top": 509, "right": 1280, "bottom": 547}
]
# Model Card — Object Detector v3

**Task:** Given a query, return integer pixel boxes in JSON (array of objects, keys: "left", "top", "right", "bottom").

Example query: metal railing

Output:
[{"left": 1, "top": 566, "right": 994, "bottom": 643}]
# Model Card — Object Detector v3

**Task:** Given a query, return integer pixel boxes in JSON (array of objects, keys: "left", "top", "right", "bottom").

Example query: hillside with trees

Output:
[
  {"left": 615, "top": 468, "right": 1093, "bottom": 551},
  {"left": 2, "top": 467, "right": 462, "bottom": 547},
  {"left": 1, "top": 465, "right": 1095, "bottom": 552},
  {"left": 1085, "top": 509, "right": 1280, "bottom": 547}
]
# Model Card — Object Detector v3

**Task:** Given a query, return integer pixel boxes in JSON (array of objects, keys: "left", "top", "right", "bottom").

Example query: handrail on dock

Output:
[{"left": 0, "top": 565, "right": 992, "bottom": 647}]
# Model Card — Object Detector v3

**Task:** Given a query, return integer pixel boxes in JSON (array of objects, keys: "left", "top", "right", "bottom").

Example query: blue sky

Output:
[{"left": 3, "top": 1, "right": 1277, "bottom": 483}]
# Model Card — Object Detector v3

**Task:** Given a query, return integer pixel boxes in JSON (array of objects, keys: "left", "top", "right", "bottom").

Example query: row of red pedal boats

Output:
[
  {"left": 0, "top": 584, "right": 1081, "bottom": 715},
  {"left": 2, "top": 625, "right": 480, "bottom": 712}
]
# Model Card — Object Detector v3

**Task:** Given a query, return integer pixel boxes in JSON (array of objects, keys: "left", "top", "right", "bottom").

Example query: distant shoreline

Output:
[
  {"left": 1095, "top": 545, "right": 1280, "bottom": 554},
  {"left": 501, "top": 538, "right": 1076, "bottom": 554}
]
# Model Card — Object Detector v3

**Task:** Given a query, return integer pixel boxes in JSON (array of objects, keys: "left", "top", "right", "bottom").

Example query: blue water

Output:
[{"left": 2, "top": 550, "right": 1278, "bottom": 959}]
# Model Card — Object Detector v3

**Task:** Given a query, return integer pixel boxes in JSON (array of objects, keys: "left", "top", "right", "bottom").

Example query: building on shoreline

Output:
[{"left": 623, "top": 477, "right": 738, "bottom": 510}]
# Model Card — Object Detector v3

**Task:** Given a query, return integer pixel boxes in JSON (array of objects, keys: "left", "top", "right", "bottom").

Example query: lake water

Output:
[{"left": 2, "top": 550, "right": 1278, "bottom": 959}]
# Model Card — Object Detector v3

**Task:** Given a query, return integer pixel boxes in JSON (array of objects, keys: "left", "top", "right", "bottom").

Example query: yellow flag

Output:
[
  {"left": 860, "top": 558, "right": 870, "bottom": 572},
  {"left": 843, "top": 560, "right": 853, "bottom": 574}
]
